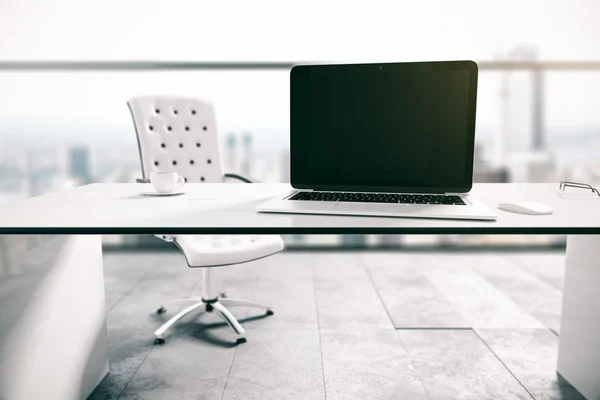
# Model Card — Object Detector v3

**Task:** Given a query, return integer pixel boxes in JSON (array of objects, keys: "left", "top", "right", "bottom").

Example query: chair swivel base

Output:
[{"left": 153, "top": 295, "right": 273, "bottom": 345}]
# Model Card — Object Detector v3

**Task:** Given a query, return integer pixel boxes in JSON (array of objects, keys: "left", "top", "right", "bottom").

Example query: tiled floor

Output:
[{"left": 89, "top": 249, "right": 584, "bottom": 400}]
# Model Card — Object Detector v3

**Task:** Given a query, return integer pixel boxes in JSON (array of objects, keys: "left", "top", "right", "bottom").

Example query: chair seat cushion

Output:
[{"left": 174, "top": 235, "right": 284, "bottom": 267}]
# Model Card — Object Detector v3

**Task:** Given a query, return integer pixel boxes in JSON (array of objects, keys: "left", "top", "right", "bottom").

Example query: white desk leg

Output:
[
  {"left": 558, "top": 235, "right": 600, "bottom": 399},
  {"left": 0, "top": 235, "right": 108, "bottom": 400}
]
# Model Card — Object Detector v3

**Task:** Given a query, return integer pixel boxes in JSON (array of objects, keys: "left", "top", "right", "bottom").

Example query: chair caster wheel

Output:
[
  {"left": 219, "top": 292, "right": 227, "bottom": 298},
  {"left": 266, "top": 309, "right": 274, "bottom": 316},
  {"left": 156, "top": 307, "right": 166, "bottom": 314},
  {"left": 236, "top": 337, "right": 247, "bottom": 344},
  {"left": 154, "top": 338, "right": 165, "bottom": 345}
]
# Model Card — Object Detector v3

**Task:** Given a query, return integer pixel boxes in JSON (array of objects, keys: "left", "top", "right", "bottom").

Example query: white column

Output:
[
  {"left": 0, "top": 235, "right": 108, "bottom": 400},
  {"left": 557, "top": 235, "right": 600, "bottom": 399}
]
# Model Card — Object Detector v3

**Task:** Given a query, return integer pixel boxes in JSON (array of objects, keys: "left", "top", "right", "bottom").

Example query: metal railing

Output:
[{"left": 0, "top": 60, "right": 599, "bottom": 71}]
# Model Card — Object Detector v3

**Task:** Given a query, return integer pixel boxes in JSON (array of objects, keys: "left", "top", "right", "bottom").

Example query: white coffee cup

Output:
[{"left": 150, "top": 172, "right": 185, "bottom": 193}]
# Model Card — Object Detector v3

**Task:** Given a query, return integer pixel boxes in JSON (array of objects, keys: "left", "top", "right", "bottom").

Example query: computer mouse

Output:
[{"left": 497, "top": 202, "right": 553, "bottom": 215}]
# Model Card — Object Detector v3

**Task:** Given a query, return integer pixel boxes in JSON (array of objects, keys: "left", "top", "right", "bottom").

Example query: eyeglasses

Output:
[{"left": 559, "top": 181, "right": 600, "bottom": 196}]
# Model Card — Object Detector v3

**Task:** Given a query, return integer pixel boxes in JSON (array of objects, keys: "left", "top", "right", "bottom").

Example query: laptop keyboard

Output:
[{"left": 288, "top": 191, "right": 466, "bottom": 205}]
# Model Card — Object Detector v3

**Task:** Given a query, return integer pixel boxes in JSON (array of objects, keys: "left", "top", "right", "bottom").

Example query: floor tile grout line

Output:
[
  {"left": 219, "top": 345, "right": 238, "bottom": 400},
  {"left": 107, "top": 249, "right": 200, "bottom": 313},
  {"left": 312, "top": 268, "right": 328, "bottom": 400},
  {"left": 427, "top": 254, "right": 556, "bottom": 334},
  {"left": 360, "top": 256, "right": 474, "bottom": 331},
  {"left": 220, "top": 261, "right": 262, "bottom": 399},
  {"left": 472, "top": 329, "right": 537, "bottom": 400},
  {"left": 472, "top": 258, "right": 562, "bottom": 334},
  {"left": 116, "top": 345, "right": 154, "bottom": 399},
  {"left": 394, "top": 330, "right": 434, "bottom": 400},
  {"left": 107, "top": 263, "right": 159, "bottom": 313},
  {"left": 357, "top": 254, "right": 432, "bottom": 400},
  {"left": 510, "top": 256, "right": 564, "bottom": 292},
  {"left": 363, "top": 252, "right": 480, "bottom": 330},
  {"left": 357, "top": 253, "right": 401, "bottom": 330},
  {"left": 395, "top": 327, "right": 473, "bottom": 330}
]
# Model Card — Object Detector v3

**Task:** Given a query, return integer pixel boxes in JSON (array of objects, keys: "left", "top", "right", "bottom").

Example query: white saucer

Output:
[{"left": 142, "top": 191, "right": 185, "bottom": 197}]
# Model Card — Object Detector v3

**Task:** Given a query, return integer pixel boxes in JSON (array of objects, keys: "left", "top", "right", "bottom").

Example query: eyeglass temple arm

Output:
[
  {"left": 563, "top": 181, "right": 592, "bottom": 189},
  {"left": 562, "top": 181, "right": 600, "bottom": 196}
]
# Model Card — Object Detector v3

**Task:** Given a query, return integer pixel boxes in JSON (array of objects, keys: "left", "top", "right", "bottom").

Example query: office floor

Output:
[{"left": 89, "top": 249, "right": 584, "bottom": 400}]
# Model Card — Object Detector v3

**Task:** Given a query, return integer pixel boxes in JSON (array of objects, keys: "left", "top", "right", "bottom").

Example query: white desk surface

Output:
[{"left": 0, "top": 183, "right": 598, "bottom": 234}]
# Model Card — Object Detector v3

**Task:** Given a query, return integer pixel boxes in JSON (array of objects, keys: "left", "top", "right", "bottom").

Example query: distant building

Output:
[
  {"left": 497, "top": 45, "right": 551, "bottom": 182},
  {"left": 224, "top": 133, "right": 237, "bottom": 173},
  {"left": 0, "top": 148, "right": 28, "bottom": 202},
  {"left": 68, "top": 145, "right": 93, "bottom": 184},
  {"left": 240, "top": 132, "right": 254, "bottom": 177},
  {"left": 341, "top": 235, "right": 366, "bottom": 247}
]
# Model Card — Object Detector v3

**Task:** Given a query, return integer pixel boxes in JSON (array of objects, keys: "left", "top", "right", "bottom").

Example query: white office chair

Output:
[{"left": 127, "top": 95, "right": 284, "bottom": 344}]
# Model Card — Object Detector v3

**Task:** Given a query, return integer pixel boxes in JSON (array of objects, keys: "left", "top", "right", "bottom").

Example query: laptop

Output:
[{"left": 257, "top": 60, "right": 497, "bottom": 221}]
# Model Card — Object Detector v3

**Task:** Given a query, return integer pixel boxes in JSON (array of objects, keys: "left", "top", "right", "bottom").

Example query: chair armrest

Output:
[
  {"left": 135, "top": 178, "right": 150, "bottom": 183},
  {"left": 223, "top": 173, "right": 260, "bottom": 183}
]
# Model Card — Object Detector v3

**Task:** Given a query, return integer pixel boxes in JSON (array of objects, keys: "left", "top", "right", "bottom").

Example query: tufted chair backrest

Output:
[{"left": 128, "top": 96, "right": 224, "bottom": 183}]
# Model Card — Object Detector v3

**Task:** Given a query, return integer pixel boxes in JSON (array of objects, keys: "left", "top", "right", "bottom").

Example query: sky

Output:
[{"left": 0, "top": 0, "right": 599, "bottom": 151}]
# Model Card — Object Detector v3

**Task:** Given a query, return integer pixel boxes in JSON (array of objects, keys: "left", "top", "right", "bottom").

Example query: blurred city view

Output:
[{"left": 1, "top": 0, "right": 599, "bottom": 248}]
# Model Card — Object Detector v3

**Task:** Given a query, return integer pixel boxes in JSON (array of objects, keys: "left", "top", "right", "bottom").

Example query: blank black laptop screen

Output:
[{"left": 290, "top": 61, "right": 478, "bottom": 193}]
